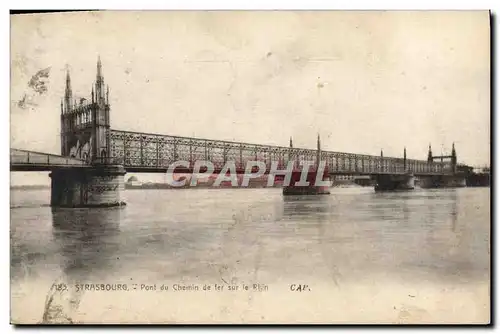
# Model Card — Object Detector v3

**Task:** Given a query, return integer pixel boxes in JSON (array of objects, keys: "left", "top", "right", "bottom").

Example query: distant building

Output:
[{"left": 126, "top": 175, "right": 141, "bottom": 186}]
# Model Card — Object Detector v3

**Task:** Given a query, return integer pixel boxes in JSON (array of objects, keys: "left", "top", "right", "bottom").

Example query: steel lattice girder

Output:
[{"left": 108, "top": 129, "right": 453, "bottom": 175}]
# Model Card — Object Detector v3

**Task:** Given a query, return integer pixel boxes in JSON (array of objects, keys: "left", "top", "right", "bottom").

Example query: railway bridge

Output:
[{"left": 10, "top": 57, "right": 467, "bottom": 207}]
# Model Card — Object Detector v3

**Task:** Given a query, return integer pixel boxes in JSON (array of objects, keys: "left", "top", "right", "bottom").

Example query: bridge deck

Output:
[
  {"left": 108, "top": 129, "right": 456, "bottom": 176},
  {"left": 10, "top": 129, "right": 462, "bottom": 177},
  {"left": 10, "top": 149, "right": 90, "bottom": 171}
]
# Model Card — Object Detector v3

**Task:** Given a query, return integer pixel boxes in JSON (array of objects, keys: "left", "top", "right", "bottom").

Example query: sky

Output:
[{"left": 10, "top": 11, "right": 490, "bottom": 185}]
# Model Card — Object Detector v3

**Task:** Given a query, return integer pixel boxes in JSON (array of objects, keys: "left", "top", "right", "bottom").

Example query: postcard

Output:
[{"left": 10, "top": 10, "right": 490, "bottom": 324}]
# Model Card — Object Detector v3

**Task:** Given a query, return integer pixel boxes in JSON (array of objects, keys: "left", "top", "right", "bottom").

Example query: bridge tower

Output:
[
  {"left": 60, "top": 56, "right": 111, "bottom": 164},
  {"left": 93, "top": 56, "right": 111, "bottom": 163},
  {"left": 426, "top": 143, "right": 457, "bottom": 173},
  {"left": 282, "top": 134, "right": 330, "bottom": 196},
  {"left": 53, "top": 57, "right": 125, "bottom": 208},
  {"left": 419, "top": 142, "right": 465, "bottom": 189},
  {"left": 372, "top": 145, "right": 415, "bottom": 192}
]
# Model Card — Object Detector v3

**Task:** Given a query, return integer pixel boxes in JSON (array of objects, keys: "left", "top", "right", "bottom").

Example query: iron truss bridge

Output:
[{"left": 107, "top": 130, "right": 456, "bottom": 176}]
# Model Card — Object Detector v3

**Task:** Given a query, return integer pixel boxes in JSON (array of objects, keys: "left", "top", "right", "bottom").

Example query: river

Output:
[{"left": 10, "top": 186, "right": 490, "bottom": 324}]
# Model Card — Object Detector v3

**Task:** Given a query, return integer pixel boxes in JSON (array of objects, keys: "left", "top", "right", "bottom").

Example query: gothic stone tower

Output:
[
  {"left": 52, "top": 56, "right": 125, "bottom": 208},
  {"left": 60, "top": 56, "right": 111, "bottom": 163}
]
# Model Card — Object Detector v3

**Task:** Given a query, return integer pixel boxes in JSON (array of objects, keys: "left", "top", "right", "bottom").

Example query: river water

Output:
[{"left": 10, "top": 186, "right": 490, "bottom": 324}]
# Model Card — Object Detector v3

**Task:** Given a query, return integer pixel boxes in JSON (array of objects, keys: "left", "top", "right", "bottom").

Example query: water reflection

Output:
[
  {"left": 42, "top": 207, "right": 124, "bottom": 323},
  {"left": 282, "top": 195, "right": 330, "bottom": 221},
  {"left": 51, "top": 207, "right": 123, "bottom": 280},
  {"left": 281, "top": 195, "right": 343, "bottom": 284},
  {"left": 450, "top": 190, "right": 458, "bottom": 232},
  {"left": 9, "top": 187, "right": 489, "bottom": 323}
]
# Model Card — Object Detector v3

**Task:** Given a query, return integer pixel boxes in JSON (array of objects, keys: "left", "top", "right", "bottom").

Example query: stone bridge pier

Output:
[
  {"left": 372, "top": 173, "right": 415, "bottom": 192},
  {"left": 419, "top": 142, "right": 466, "bottom": 188},
  {"left": 282, "top": 170, "right": 331, "bottom": 196},
  {"left": 282, "top": 134, "right": 331, "bottom": 196},
  {"left": 372, "top": 147, "right": 415, "bottom": 192},
  {"left": 419, "top": 174, "right": 466, "bottom": 189},
  {"left": 49, "top": 165, "right": 126, "bottom": 208}
]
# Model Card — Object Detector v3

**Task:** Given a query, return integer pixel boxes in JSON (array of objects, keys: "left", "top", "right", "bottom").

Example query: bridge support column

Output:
[
  {"left": 373, "top": 173, "right": 415, "bottom": 192},
  {"left": 49, "top": 165, "right": 126, "bottom": 208},
  {"left": 282, "top": 171, "right": 331, "bottom": 196},
  {"left": 419, "top": 175, "right": 466, "bottom": 189}
]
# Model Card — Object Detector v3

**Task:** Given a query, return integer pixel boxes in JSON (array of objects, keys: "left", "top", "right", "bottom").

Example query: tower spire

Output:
[
  {"left": 451, "top": 142, "right": 457, "bottom": 172},
  {"left": 403, "top": 146, "right": 407, "bottom": 171},
  {"left": 65, "top": 70, "right": 72, "bottom": 92},
  {"left": 289, "top": 136, "right": 293, "bottom": 148},
  {"left": 427, "top": 143, "right": 433, "bottom": 162},
  {"left": 64, "top": 69, "right": 73, "bottom": 112},
  {"left": 96, "top": 55, "right": 105, "bottom": 101},
  {"left": 97, "top": 55, "right": 102, "bottom": 79},
  {"left": 316, "top": 133, "right": 321, "bottom": 168}
]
